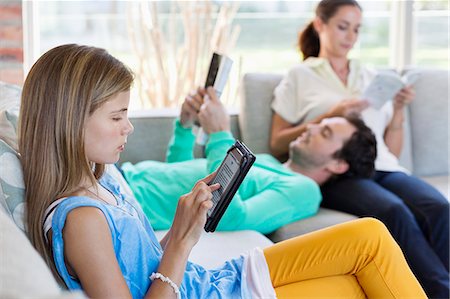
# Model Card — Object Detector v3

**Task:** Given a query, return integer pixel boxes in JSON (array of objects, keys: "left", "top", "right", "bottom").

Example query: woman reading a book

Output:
[
  {"left": 270, "top": 0, "right": 449, "bottom": 297},
  {"left": 20, "top": 44, "right": 426, "bottom": 299}
]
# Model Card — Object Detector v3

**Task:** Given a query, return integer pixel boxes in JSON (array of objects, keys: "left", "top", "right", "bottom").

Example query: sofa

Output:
[{"left": 0, "top": 67, "right": 448, "bottom": 297}]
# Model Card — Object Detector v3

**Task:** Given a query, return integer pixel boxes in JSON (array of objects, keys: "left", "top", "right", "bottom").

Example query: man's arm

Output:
[
  {"left": 166, "top": 89, "right": 204, "bottom": 163},
  {"left": 217, "top": 171, "right": 321, "bottom": 234},
  {"left": 204, "top": 131, "right": 235, "bottom": 173},
  {"left": 197, "top": 87, "right": 234, "bottom": 172},
  {"left": 166, "top": 119, "right": 196, "bottom": 163}
]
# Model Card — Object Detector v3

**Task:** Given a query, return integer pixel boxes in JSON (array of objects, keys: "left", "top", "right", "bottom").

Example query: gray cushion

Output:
[
  {"left": 239, "top": 73, "right": 283, "bottom": 154},
  {"left": 408, "top": 68, "right": 449, "bottom": 176},
  {"left": 120, "top": 110, "right": 241, "bottom": 164},
  {"left": 266, "top": 208, "right": 357, "bottom": 242}
]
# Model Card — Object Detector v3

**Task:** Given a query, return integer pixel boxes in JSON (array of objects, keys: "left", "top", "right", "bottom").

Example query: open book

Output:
[
  {"left": 363, "top": 70, "right": 420, "bottom": 109},
  {"left": 196, "top": 52, "right": 233, "bottom": 145}
]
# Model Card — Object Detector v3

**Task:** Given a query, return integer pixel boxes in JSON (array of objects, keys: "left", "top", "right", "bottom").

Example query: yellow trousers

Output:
[{"left": 264, "top": 218, "right": 427, "bottom": 299}]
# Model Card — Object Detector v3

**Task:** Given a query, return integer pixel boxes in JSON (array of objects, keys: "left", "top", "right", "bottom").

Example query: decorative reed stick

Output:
[{"left": 127, "top": 0, "right": 241, "bottom": 109}]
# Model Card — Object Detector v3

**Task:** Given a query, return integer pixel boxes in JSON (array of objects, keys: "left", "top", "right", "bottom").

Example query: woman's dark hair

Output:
[
  {"left": 333, "top": 114, "right": 377, "bottom": 178},
  {"left": 298, "top": 0, "right": 362, "bottom": 60}
]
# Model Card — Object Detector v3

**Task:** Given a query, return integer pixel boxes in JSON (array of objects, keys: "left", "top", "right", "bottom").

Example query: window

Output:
[
  {"left": 29, "top": 0, "right": 449, "bottom": 110},
  {"left": 413, "top": 0, "right": 449, "bottom": 67}
]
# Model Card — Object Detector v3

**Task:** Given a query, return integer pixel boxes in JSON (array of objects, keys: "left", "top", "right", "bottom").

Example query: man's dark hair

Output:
[{"left": 333, "top": 115, "right": 377, "bottom": 178}]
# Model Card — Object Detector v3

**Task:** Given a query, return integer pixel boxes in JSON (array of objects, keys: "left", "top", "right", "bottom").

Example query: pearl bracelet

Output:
[{"left": 150, "top": 272, "right": 181, "bottom": 299}]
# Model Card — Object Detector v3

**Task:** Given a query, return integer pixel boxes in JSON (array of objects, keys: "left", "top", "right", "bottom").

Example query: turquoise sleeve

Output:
[
  {"left": 204, "top": 131, "right": 235, "bottom": 173},
  {"left": 217, "top": 173, "right": 322, "bottom": 234},
  {"left": 166, "top": 119, "right": 196, "bottom": 163}
]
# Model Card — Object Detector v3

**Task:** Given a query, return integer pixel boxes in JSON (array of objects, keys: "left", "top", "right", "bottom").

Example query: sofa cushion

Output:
[
  {"left": 0, "top": 207, "right": 86, "bottom": 298},
  {"left": 239, "top": 73, "right": 283, "bottom": 154},
  {"left": 0, "top": 139, "right": 25, "bottom": 231},
  {"left": 154, "top": 229, "right": 273, "bottom": 269},
  {"left": 421, "top": 175, "right": 449, "bottom": 199},
  {"left": 407, "top": 68, "right": 449, "bottom": 176},
  {"left": 266, "top": 208, "right": 357, "bottom": 242}
]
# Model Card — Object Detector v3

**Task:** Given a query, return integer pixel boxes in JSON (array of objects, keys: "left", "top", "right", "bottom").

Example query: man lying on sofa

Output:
[{"left": 121, "top": 87, "right": 377, "bottom": 234}]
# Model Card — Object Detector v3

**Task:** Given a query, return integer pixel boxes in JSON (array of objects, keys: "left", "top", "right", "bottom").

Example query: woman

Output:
[
  {"left": 19, "top": 44, "right": 425, "bottom": 298},
  {"left": 270, "top": 0, "right": 449, "bottom": 298}
]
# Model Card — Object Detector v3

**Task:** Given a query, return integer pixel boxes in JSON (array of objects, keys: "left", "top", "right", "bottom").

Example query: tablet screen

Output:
[{"left": 208, "top": 148, "right": 241, "bottom": 217}]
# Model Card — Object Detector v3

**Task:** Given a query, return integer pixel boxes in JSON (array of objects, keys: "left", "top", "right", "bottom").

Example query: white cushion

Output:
[
  {"left": 0, "top": 208, "right": 86, "bottom": 298},
  {"left": 154, "top": 230, "right": 273, "bottom": 269}
]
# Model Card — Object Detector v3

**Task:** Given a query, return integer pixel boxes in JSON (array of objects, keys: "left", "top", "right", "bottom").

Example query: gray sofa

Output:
[{"left": 121, "top": 68, "right": 449, "bottom": 242}]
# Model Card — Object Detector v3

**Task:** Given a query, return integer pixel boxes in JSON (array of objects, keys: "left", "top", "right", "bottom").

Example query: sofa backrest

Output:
[
  {"left": 120, "top": 111, "right": 241, "bottom": 164},
  {"left": 238, "top": 70, "right": 448, "bottom": 177},
  {"left": 238, "top": 73, "right": 283, "bottom": 155},
  {"left": 405, "top": 68, "right": 449, "bottom": 176}
]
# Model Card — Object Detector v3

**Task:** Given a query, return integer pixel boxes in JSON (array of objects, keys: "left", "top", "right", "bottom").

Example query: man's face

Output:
[{"left": 289, "top": 117, "right": 356, "bottom": 170}]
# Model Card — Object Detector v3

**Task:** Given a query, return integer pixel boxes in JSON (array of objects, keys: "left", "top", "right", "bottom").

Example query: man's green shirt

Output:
[{"left": 122, "top": 119, "right": 321, "bottom": 234}]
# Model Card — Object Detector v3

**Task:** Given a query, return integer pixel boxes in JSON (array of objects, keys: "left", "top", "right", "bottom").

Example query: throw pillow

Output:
[
  {"left": 0, "top": 139, "right": 25, "bottom": 231},
  {"left": 0, "top": 81, "right": 21, "bottom": 111},
  {"left": 0, "top": 81, "right": 21, "bottom": 151},
  {"left": 0, "top": 109, "right": 19, "bottom": 151}
]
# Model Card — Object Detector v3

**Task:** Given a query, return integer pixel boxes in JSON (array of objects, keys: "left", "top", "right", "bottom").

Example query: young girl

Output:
[
  {"left": 270, "top": 0, "right": 449, "bottom": 297},
  {"left": 19, "top": 44, "right": 426, "bottom": 298}
]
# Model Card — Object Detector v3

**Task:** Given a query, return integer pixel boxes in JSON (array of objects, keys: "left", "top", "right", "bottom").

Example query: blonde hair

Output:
[{"left": 18, "top": 44, "right": 134, "bottom": 284}]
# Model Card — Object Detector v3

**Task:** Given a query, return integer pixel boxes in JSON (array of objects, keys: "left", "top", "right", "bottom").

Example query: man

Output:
[{"left": 121, "top": 87, "right": 376, "bottom": 234}]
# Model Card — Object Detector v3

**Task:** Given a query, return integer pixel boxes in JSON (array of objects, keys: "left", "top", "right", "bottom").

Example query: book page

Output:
[
  {"left": 363, "top": 72, "right": 404, "bottom": 109},
  {"left": 402, "top": 71, "right": 421, "bottom": 86}
]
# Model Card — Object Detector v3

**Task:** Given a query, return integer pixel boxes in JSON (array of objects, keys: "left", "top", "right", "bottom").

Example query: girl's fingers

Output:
[
  {"left": 209, "top": 183, "right": 220, "bottom": 192},
  {"left": 200, "top": 171, "right": 217, "bottom": 184}
]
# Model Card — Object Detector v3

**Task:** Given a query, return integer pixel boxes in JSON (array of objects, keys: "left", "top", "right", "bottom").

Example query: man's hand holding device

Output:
[
  {"left": 198, "top": 87, "right": 230, "bottom": 134},
  {"left": 196, "top": 52, "right": 233, "bottom": 145},
  {"left": 180, "top": 87, "right": 205, "bottom": 128}
]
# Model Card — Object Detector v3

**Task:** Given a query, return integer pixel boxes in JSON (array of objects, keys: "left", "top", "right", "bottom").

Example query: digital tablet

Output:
[{"left": 204, "top": 140, "right": 256, "bottom": 232}]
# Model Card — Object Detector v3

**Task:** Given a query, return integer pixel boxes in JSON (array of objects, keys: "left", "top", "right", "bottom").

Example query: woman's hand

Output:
[
  {"left": 168, "top": 172, "right": 220, "bottom": 250},
  {"left": 327, "top": 99, "right": 369, "bottom": 117},
  {"left": 180, "top": 87, "right": 205, "bottom": 128},
  {"left": 393, "top": 86, "right": 415, "bottom": 111}
]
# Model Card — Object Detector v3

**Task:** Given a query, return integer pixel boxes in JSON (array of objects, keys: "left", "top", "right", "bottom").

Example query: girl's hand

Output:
[
  {"left": 168, "top": 172, "right": 220, "bottom": 250},
  {"left": 393, "top": 86, "right": 415, "bottom": 111},
  {"left": 327, "top": 99, "right": 369, "bottom": 117}
]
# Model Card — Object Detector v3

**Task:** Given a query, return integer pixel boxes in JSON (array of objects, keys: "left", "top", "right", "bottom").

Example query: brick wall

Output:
[{"left": 0, "top": 0, "right": 23, "bottom": 86}]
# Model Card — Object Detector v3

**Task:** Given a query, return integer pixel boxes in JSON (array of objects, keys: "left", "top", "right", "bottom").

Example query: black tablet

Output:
[{"left": 204, "top": 140, "right": 256, "bottom": 232}]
